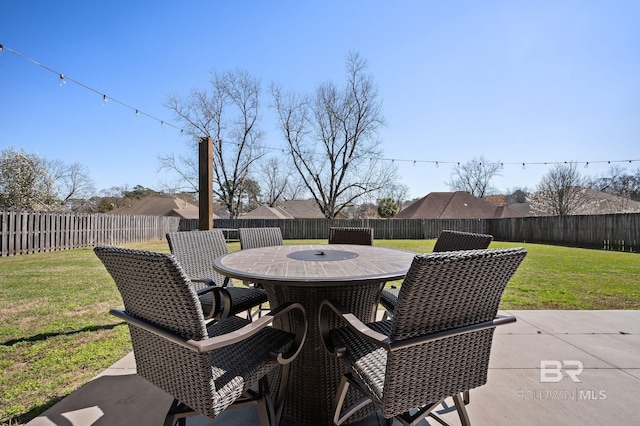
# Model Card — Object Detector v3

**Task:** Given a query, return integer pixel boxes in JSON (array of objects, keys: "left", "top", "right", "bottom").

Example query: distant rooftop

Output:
[
  {"left": 106, "top": 196, "right": 207, "bottom": 219},
  {"left": 394, "top": 191, "right": 524, "bottom": 219}
]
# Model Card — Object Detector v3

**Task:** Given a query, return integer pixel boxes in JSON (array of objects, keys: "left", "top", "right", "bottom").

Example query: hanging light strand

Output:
[
  {"left": 2, "top": 44, "right": 638, "bottom": 170},
  {"left": 1, "top": 44, "right": 182, "bottom": 131}
]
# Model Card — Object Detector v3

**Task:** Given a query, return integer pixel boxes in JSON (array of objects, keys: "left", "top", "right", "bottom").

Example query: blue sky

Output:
[{"left": 1, "top": 0, "right": 639, "bottom": 200}]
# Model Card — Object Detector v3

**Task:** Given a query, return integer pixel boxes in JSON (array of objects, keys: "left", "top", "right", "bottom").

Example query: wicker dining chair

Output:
[
  {"left": 238, "top": 227, "right": 284, "bottom": 249},
  {"left": 320, "top": 247, "right": 526, "bottom": 426},
  {"left": 379, "top": 230, "right": 493, "bottom": 317},
  {"left": 166, "top": 230, "right": 268, "bottom": 321},
  {"left": 95, "top": 246, "right": 307, "bottom": 426},
  {"left": 328, "top": 227, "right": 374, "bottom": 246}
]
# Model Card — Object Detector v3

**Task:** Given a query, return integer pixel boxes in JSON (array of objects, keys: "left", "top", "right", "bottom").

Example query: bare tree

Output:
[
  {"left": 272, "top": 52, "right": 397, "bottom": 218},
  {"left": 504, "top": 187, "right": 530, "bottom": 204},
  {"left": 257, "top": 157, "right": 289, "bottom": 206},
  {"left": 162, "top": 69, "right": 265, "bottom": 218},
  {"left": 379, "top": 182, "right": 409, "bottom": 208},
  {"left": 446, "top": 156, "right": 501, "bottom": 197},
  {"left": 592, "top": 165, "right": 640, "bottom": 201},
  {"left": 528, "top": 162, "right": 592, "bottom": 216},
  {"left": 48, "top": 160, "right": 96, "bottom": 209}
]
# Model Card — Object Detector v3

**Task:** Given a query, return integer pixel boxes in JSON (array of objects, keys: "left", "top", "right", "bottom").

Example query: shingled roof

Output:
[
  {"left": 394, "top": 191, "right": 524, "bottom": 219},
  {"left": 242, "top": 199, "right": 327, "bottom": 219},
  {"left": 106, "top": 196, "right": 205, "bottom": 219}
]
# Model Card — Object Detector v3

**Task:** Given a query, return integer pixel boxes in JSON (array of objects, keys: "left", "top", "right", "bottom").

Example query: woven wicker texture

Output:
[
  {"left": 94, "top": 246, "right": 207, "bottom": 340},
  {"left": 266, "top": 282, "right": 381, "bottom": 424},
  {"left": 238, "top": 227, "right": 283, "bottom": 250},
  {"left": 432, "top": 229, "right": 493, "bottom": 252},
  {"left": 166, "top": 230, "right": 267, "bottom": 318},
  {"left": 95, "top": 246, "right": 295, "bottom": 420},
  {"left": 380, "top": 229, "right": 494, "bottom": 313},
  {"left": 328, "top": 227, "right": 374, "bottom": 246},
  {"left": 331, "top": 247, "right": 526, "bottom": 419}
]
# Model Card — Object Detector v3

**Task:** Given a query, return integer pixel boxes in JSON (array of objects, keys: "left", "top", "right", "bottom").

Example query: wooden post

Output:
[{"left": 199, "top": 137, "right": 213, "bottom": 230}]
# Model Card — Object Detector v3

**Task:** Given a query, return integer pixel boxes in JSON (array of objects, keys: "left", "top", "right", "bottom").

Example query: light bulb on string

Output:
[
  {"left": 59, "top": 74, "right": 66, "bottom": 86},
  {"left": 102, "top": 95, "right": 108, "bottom": 106},
  {"left": 135, "top": 109, "right": 139, "bottom": 118}
]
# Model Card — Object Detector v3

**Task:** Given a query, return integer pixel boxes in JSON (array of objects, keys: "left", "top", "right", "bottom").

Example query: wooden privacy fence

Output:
[
  {"left": 204, "top": 218, "right": 488, "bottom": 239},
  {"left": 0, "top": 210, "right": 180, "bottom": 256},
  {"left": 211, "top": 215, "right": 639, "bottom": 252},
  {"left": 2, "top": 211, "right": 638, "bottom": 256},
  {"left": 486, "top": 213, "right": 639, "bottom": 253}
]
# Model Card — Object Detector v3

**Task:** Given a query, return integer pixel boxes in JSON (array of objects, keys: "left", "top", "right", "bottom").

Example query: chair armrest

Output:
[
  {"left": 387, "top": 315, "right": 516, "bottom": 352},
  {"left": 193, "top": 302, "right": 307, "bottom": 364},
  {"left": 319, "top": 298, "right": 516, "bottom": 355},
  {"left": 319, "top": 299, "right": 392, "bottom": 355},
  {"left": 193, "top": 276, "right": 230, "bottom": 287},
  {"left": 193, "top": 278, "right": 216, "bottom": 286},
  {"left": 110, "top": 302, "right": 307, "bottom": 364},
  {"left": 194, "top": 286, "right": 232, "bottom": 320}
]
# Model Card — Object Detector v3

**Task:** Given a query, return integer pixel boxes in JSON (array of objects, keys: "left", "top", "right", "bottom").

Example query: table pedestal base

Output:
[{"left": 266, "top": 282, "right": 382, "bottom": 425}]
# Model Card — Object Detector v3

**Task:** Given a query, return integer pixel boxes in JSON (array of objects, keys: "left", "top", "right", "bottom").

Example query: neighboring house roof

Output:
[
  {"left": 107, "top": 196, "right": 207, "bottom": 219},
  {"left": 394, "top": 191, "right": 524, "bottom": 219},
  {"left": 508, "top": 202, "right": 538, "bottom": 216},
  {"left": 277, "top": 199, "right": 328, "bottom": 218},
  {"left": 241, "top": 205, "right": 295, "bottom": 219},
  {"left": 242, "top": 199, "right": 330, "bottom": 219},
  {"left": 517, "top": 188, "right": 640, "bottom": 216},
  {"left": 573, "top": 188, "right": 640, "bottom": 214}
]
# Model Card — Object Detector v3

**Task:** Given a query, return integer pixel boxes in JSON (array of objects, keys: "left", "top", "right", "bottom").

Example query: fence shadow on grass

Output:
[{"left": 1, "top": 322, "right": 124, "bottom": 347}]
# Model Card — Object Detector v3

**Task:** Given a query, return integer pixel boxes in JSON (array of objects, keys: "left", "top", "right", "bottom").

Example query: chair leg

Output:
[
  {"left": 453, "top": 393, "right": 471, "bottom": 426},
  {"left": 332, "top": 374, "right": 373, "bottom": 425},
  {"left": 256, "top": 377, "right": 276, "bottom": 426},
  {"left": 395, "top": 399, "right": 445, "bottom": 426},
  {"left": 274, "top": 364, "right": 290, "bottom": 424},
  {"left": 163, "top": 399, "right": 197, "bottom": 426}
]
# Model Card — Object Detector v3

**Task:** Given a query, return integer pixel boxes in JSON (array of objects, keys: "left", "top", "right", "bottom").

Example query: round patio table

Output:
[{"left": 213, "top": 244, "right": 416, "bottom": 425}]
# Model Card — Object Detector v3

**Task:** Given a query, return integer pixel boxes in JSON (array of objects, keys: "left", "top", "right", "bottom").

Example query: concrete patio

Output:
[{"left": 28, "top": 310, "right": 640, "bottom": 426}]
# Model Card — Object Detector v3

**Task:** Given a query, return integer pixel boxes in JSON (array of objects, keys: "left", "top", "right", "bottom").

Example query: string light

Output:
[
  {"left": 1, "top": 44, "right": 183, "bottom": 132},
  {"left": 2, "top": 43, "right": 638, "bottom": 172}
]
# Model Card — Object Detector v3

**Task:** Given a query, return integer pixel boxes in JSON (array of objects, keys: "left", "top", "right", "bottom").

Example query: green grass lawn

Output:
[{"left": 1, "top": 239, "right": 639, "bottom": 424}]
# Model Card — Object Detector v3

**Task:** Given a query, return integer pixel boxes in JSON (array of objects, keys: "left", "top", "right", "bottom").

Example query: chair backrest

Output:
[
  {"left": 384, "top": 248, "right": 526, "bottom": 414},
  {"left": 166, "top": 230, "right": 229, "bottom": 287},
  {"left": 238, "top": 227, "right": 283, "bottom": 249},
  {"left": 94, "top": 246, "right": 208, "bottom": 341},
  {"left": 432, "top": 229, "right": 493, "bottom": 252},
  {"left": 328, "top": 227, "right": 373, "bottom": 246},
  {"left": 95, "top": 245, "right": 217, "bottom": 413}
]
